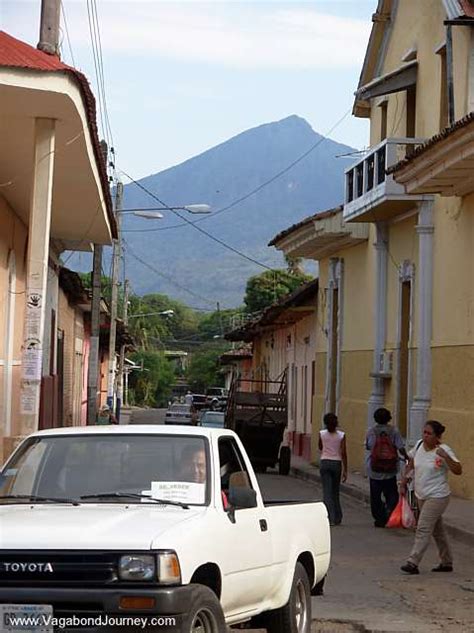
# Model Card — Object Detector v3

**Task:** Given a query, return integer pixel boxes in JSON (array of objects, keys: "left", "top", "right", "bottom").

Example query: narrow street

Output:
[{"left": 258, "top": 474, "right": 474, "bottom": 633}]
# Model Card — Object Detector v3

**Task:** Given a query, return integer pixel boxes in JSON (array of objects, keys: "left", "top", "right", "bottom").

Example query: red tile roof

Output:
[
  {"left": 460, "top": 0, "right": 474, "bottom": 18},
  {"left": 0, "top": 31, "right": 116, "bottom": 238},
  {"left": 388, "top": 112, "right": 474, "bottom": 175}
]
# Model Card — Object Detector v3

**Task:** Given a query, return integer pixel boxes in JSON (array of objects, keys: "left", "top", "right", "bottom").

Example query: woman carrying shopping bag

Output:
[{"left": 400, "top": 420, "right": 462, "bottom": 575}]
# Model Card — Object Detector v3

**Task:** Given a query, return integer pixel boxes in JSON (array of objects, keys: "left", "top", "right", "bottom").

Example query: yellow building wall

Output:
[
  {"left": 364, "top": 2, "right": 474, "bottom": 497},
  {"left": 370, "top": 0, "right": 470, "bottom": 147}
]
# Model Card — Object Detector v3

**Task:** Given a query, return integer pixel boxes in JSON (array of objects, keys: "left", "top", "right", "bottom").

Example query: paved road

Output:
[
  {"left": 126, "top": 408, "right": 166, "bottom": 425},
  {"left": 255, "top": 473, "right": 474, "bottom": 633}
]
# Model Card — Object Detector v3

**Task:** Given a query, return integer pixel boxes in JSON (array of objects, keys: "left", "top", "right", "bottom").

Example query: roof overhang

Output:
[
  {"left": 226, "top": 280, "right": 318, "bottom": 342},
  {"left": 355, "top": 60, "right": 417, "bottom": 102},
  {"left": 391, "top": 113, "right": 474, "bottom": 196},
  {"left": 353, "top": 0, "right": 393, "bottom": 118},
  {"left": 0, "top": 67, "right": 113, "bottom": 248},
  {"left": 272, "top": 209, "right": 369, "bottom": 261}
]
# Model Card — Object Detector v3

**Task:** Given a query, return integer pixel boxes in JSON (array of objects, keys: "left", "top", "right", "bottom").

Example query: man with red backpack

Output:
[{"left": 365, "top": 408, "right": 408, "bottom": 527}]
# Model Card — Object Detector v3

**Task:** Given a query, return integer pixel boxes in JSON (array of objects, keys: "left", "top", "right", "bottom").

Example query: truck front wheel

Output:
[
  {"left": 181, "top": 585, "right": 226, "bottom": 633},
  {"left": 263, "top": 562, "right": 311, "bottom": 633},
  {"left": 278, "top": 446, "right": 291, "bottom": 476}
]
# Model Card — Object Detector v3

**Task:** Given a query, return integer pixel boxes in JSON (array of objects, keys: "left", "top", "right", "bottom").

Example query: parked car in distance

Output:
[
  {"left": 206, "top": 386, "right": 228, "bottom": 410},
  {"left": 199, "top": 410, "right": 225, "bottom": 428},
  {"left": 190, "top": 394, "right": 208, "bottom": 412},
  {"left": 164, "top": 403, "right": 197, "bottom": 425}
]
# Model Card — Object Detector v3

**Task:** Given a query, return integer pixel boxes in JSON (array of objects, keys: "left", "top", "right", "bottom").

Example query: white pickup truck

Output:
[{"left": 0, "top": 425, "right": 330, "bottom": 633}]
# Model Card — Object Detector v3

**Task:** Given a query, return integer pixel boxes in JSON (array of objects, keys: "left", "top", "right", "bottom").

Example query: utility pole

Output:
[
  {"left": 116, "top": 278, "right": 129, "bottom": 422},
  {"left": 37, "top": 0, "right": 61, "bottom": 57},
  {"left": 87, "top": 140, "right": 108, "bottom": 424},
  {"left": 87, "top": 244, "right": 103, "bottom": 424},
  {"left": 106, "top": 181, "right": 123, "bottom": 411}
]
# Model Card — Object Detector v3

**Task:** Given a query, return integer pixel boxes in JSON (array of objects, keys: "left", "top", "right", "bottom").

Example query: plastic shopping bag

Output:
[
  {"left": 386, "top": 497, "right": 403, "bottom": 528},
  {"left": 401, "top": 494, "right": 417, "bottom": 529},
  {"left": 386, "top": 494, "right": 416, "bottom": 529}
]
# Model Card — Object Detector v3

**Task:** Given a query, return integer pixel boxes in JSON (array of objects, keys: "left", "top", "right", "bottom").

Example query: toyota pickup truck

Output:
[{"left": 0, "top": 425, "right": 330, "bottom": 633}]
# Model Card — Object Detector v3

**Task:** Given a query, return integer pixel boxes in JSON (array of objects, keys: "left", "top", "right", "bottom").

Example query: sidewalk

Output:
[{"left": 290, "top": 455, "right": 474, "bottom": 546}]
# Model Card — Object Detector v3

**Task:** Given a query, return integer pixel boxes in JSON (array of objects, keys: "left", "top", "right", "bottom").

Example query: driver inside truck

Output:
[{"left": 178, "top": 445, "right": 206, "bottom": 484}]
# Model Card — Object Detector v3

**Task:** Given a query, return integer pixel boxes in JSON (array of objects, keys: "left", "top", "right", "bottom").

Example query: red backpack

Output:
[{"left": 370, "top": 431, "right": 398, "bottom": 473}]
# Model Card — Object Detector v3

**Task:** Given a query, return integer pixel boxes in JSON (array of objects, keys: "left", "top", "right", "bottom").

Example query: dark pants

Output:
[
  {"left": 369, "top": 477, "right": 399, "bottom": 527},
  {"left": 320, "top": 460, "right": 343, "bottom": 525}
]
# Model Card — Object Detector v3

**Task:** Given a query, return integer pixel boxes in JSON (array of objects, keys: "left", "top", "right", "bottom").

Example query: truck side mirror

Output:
[{"left": 228, "top": 486, "right": 257, "bottom": 509}]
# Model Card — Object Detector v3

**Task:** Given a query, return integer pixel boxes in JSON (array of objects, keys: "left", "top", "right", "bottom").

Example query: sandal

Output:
[
  {"left": 400, "top": 562, "right": 419, "bottom": 575},
  {"left": 432, "top": 564, "right": 453, "bottom": 572}
]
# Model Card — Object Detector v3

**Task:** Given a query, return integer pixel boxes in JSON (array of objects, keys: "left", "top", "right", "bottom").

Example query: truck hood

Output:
[{"left": 0, "top": 504, "right": 205, "bottom": 550}]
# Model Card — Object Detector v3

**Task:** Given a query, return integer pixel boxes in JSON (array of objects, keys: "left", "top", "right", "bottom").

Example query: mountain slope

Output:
[{"left": 121, "top": 115, "right": 355, "bottom": 308}]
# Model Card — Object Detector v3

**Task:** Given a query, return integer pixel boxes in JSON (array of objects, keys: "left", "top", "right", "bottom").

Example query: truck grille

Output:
[{"left": 0, "top": 552, "right": 118, "bottom": 586}]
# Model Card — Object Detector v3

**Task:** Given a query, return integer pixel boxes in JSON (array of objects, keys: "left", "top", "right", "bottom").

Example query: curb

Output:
[{"left": 290, "top": 465, "right": 474, "bottom": 547}]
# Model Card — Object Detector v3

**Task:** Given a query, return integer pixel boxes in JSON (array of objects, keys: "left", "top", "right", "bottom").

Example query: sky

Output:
[{"left": 2, "top": 0, "right": 374, "bottom": 180}]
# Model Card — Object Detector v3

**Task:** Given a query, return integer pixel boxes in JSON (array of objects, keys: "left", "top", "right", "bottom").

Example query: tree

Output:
[
  {"left": 243, "top": 269, "right": 311, "bottom": 314},
  {"left": 186, "top": 343, "right": 228, "bottom": 393},
  {"left": 128, "top": 350, "right": 175, "bottom": 407}
]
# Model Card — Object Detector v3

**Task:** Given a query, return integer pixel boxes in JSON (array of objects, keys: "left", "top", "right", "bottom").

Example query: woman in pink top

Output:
[{"left": 318, "top": 413, "right": 348, "bottom": 526}]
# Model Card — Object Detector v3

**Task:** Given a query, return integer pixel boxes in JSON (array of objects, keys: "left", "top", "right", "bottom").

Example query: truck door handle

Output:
[{"left": 259, "top": 519, "right": 268, "bottom": 532}]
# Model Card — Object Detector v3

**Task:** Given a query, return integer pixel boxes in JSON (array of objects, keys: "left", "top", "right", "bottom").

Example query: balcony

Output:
[{"left": 343, "top": 138, "right": 433, "bottom": 223}]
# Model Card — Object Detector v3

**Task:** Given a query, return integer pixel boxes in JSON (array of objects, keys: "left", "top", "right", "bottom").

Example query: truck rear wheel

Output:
[
  {"left": 181, "top": 585, "right": 226, "bottom": 633},
  {"left": 263, "top": 562, "right": 311, "bottom": 633},
  {"left": 278, "top": 446, "right": 291, "bottom": 476}
]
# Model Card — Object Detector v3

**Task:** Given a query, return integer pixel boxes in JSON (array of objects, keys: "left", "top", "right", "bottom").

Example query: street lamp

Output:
[
  {"left": 119, "top": 204, "right": 212, "bottom": 215},
  {"left": 128, "top": 309, "right": 175, "bottom": 319}
]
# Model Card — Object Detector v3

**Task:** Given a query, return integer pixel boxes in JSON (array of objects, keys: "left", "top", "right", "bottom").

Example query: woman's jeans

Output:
[{"left": 320, "top": 459, "right": 343, "bottom": 525}]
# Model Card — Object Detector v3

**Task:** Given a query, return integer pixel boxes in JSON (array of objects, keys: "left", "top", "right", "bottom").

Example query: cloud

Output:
[{"left": 70, "top": 2, "right": 370, "bottom": 70}]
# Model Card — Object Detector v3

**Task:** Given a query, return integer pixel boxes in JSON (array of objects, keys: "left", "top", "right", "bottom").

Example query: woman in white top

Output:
[
  {"left": 318, "top": 413, "right": 348, "bottom": 526},
  {"left": 400, "top": 420, "right": 462, "bottom": 575}
]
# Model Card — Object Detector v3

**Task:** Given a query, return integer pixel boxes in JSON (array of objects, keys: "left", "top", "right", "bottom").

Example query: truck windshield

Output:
[{"left": 0, "top": 435, "right": 209, "bottom": 505}]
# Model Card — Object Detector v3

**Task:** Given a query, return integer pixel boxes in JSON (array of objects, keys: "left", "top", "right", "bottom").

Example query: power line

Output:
[
  {"left": 60, "top": 1, "right": 76, "bottom": 67},
  {"left": 120, "top": 107, "right": 352, "bottom": 235},
  {"left": 86, "top": 0, "right": 107, "bottom": 145},
  {"left": 90, "top": 0, "right": 115, "bottom": 150},
  {"left": 119, "top": 168, "right": 274, "bottom": 271},
  {"left": 123, "top": 237, "right": 218, "bottom": 308}
]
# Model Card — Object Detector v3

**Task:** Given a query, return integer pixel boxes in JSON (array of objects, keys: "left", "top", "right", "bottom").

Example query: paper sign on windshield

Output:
[{"left": 151, "top": 481, "right": 205, "bottom": 504}]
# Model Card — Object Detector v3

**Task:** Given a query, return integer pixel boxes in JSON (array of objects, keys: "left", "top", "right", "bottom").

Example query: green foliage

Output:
[
  {"left": 186, "top": 343, "right": 228, "bottom": 394},
  {"left": 197, "top": 308, "right": 244, "bottom": 340},
  {"left": 243, "top": 269, "right": 311, "bottom": 314},
  {"left": 128, "top": 350, "right": 175, "bottom": 407}
]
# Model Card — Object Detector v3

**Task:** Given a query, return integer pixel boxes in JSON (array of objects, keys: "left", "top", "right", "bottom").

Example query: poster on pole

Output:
[
  {"left": 21, "top": 339, "right": 42, "bottom": 381},
  {"left": 21, "top": 383, "right": 40, "bottom": 415}
]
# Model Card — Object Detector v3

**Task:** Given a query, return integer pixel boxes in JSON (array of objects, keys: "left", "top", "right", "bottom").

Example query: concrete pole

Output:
[
  {"left": 106, "top": 182, "right": 123, "bottom": 411},
  {"left": 37, "top": 0, "right": 61, "bottom": 57},
  {"left": 367, "top": 222, "right": 388, "bottom": 428},
  {"left": 20, "top": 118, "right": 56, "bottom": 436},
  {"left": 409, "top": 201, "right": 434, "bottom": 445},
  {"left": 86, "top": 244, "right": 102, "bottom": 425},
  {"left": 116, "top": 279, "right": 129, "bottom": 422}
]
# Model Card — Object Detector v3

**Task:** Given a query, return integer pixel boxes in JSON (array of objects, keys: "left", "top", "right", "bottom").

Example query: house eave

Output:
[{"left": 392, "top": 117, "right": 474, "bottom": 196}]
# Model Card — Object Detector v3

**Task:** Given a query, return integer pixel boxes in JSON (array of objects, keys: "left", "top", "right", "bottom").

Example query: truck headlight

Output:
[
  {"left": 157, "top": 552, "right": 181, "bottom": 584},
  {"left": 119, "top": 555, "right": 155, "bottom": 581}
]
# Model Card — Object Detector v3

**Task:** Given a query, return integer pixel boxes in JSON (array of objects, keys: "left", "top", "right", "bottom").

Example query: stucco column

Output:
[
  {"left": 20, "top": 118, "right": 56, "bottom": 436},
  {"left": 367, "top": 222, "right": 388, "bottom": 428},
  {"left": 409, "top": 200, "right": 434, "bottom": 445}
]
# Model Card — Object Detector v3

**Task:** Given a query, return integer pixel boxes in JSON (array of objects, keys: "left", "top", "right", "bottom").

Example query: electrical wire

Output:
[
  {"left": 119, "top": 169, "right": 274, "bottom": 271},
  {"left": 123, "top": 237, "right": 218, "bottom": 308},
  {"left": 60, "top": 1, "right": 76, "bottom": 68},
  {"left": 86, "top": 0, "right": 107, "bottom": 147},
  {"left": 90, "top": 0, "right": 115, "bottom": 150},
  {"left": 120, "top": 107, "right": 352, "bottom": 235}
]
